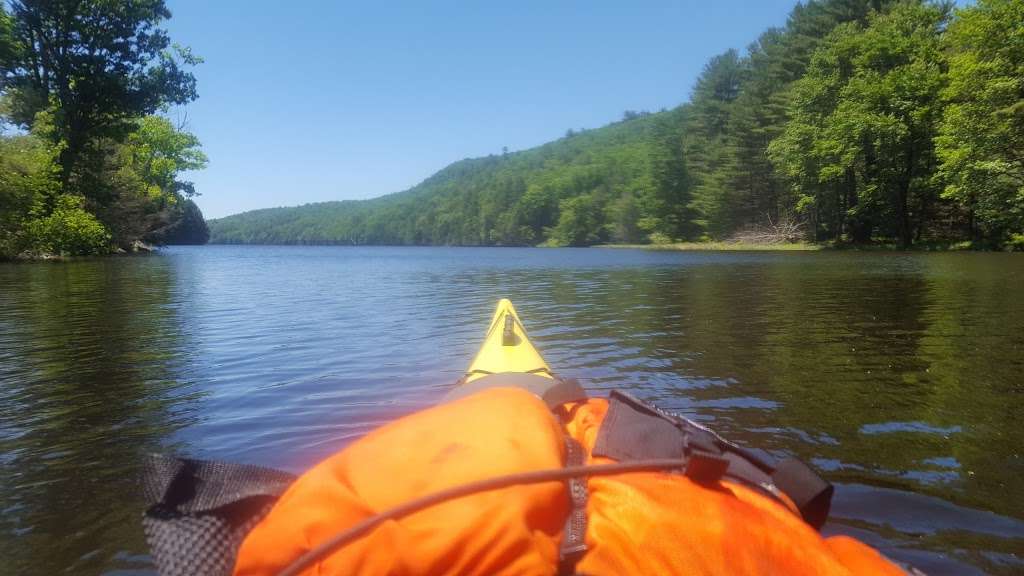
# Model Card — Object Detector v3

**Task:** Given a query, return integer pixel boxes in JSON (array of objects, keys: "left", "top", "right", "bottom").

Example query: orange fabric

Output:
[
  {"left": 234, "top": 390, "right": 906, "bottom": 575},
  {"left": 825, "top": 536, "right": 909, "bottom": 576},
  {"left": 565, "top": 399, "right": 905, "bottom": 576},
  {"left": 233, "top": 387, "right": 568, "bottom": 576}
]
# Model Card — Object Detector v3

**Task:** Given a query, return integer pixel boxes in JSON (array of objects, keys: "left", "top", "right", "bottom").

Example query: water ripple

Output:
[{"left": 1, "top": 246, "right": 1022, "bottom": 575}]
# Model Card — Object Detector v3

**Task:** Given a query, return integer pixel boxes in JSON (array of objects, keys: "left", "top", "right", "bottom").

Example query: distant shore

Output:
[
  {"left": 595, "top": 240, "right": 1015, "bottom": 252},
  {"left": 598, "top": 242, "right": 821, "bottom": 251}
]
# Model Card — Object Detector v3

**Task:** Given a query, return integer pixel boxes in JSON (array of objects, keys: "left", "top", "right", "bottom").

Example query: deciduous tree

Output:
[
  {"left": 0, "top": 0, "right": 199, "bottom": 190},
  {"left": 937, "top": 0, "right": 1024, "bottom": 246}
]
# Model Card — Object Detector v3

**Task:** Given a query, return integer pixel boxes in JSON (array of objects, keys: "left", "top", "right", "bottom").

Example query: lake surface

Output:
[{"left": 1, "top": 245, "right": 1022, "bottom": 575}]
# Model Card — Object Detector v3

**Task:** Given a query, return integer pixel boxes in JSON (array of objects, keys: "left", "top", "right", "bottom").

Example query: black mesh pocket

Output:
[{"left": 142, "top": 455, "right": 295, "bottom": 576}]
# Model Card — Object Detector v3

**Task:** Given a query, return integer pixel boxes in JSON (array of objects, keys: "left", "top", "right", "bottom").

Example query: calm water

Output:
[{"left": 1, "top": 246, "right": 1023, "bottom": 575}]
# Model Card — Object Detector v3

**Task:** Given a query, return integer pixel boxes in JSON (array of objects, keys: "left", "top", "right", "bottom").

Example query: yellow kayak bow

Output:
[{"left": 463, "top": 299, "right": 553, "bottom": 383}]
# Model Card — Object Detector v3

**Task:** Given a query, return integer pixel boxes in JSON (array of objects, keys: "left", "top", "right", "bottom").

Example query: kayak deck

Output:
[{"left": 463, "top": 299, "right": 552, "bottom": 383}]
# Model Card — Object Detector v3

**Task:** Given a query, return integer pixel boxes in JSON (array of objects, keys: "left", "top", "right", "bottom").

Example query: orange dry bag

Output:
[{"left": 222, "top": 385, "right": 908, "bottom": 575}]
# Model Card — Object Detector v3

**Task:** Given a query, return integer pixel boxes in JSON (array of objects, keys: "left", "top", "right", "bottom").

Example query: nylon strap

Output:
[
  {"left": 592, "top": 391, "right": 834, "bottom": 530},
  {"left": 772, "top": 458, "right": 834, "bottom": 530},
  {"left": 558, "top": 437, "right": 588, "bottom": 576}
]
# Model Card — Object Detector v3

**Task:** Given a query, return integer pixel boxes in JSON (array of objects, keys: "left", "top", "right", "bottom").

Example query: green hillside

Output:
[
  {"left": 210, "top": 110, "right": 677, "bottom": 246},
  {"left": 210, "top": 0, "right": 1024, "bottom": 249}
]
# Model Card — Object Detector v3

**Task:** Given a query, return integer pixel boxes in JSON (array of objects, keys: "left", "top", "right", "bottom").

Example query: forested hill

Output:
[
  {"left": 210, "top": 0, "right": 1024, "bottom": 249},
  {"left": 211, "top": 110, "right": 674, "bottom": 246}
]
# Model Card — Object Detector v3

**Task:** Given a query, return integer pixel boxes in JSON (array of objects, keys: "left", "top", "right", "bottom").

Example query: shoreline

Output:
[
  {"left": 8, "top": 241, "right": 1018, "bottom": 260},
  {"left": 598, "top": 242, "right": 821, "bottom": 251},
  {"left": 597, "top": 240, "right": 1017, "bottom": 252},
  {"left": 1, "top": 241, "right": 159, "bottom": 263}
]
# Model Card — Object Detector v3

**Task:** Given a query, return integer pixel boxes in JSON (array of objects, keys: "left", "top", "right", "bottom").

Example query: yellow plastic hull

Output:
[{"left": 463, "top": 299, "right": 552, "bottom": 383}]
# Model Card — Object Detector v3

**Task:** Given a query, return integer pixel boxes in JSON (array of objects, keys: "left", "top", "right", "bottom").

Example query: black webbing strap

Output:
[
  {"left": 592, "top": 391, "right": 834, "bottom": 530},
  {"left": 558, "top": 437, "right": 588, "bottom": 576},
  {"left": 593, "top": 391, "right": 732, "bottom": 486},
  {"left": 771, "top": 458, "right": 834, "bottom": 530}
]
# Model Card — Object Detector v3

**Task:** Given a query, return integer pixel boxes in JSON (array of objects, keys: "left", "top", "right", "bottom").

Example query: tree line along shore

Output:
[
  {"left": 4, "top": 1, "right": 1022, "bottom": 259},
  {"left": 209, "top": 0, "right": 1023, "bottom": 252}
]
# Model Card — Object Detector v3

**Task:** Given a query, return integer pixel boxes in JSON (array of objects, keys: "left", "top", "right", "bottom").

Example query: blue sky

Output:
[{"left": 164, "top": 0, "right": 808, "bottom": 219}]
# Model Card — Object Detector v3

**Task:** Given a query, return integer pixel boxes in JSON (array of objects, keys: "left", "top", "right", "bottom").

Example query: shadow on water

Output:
[
  {"left": 0, "top": 257, "right": 202, "bottom": 575},
  {"left": 1, "top": 246, "right": 1022, "bottom": 575}
]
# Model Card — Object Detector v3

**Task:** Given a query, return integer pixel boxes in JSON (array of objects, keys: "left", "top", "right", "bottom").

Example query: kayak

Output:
[
  {"left": 463, "top": 298, "right": 553, "bottom": 383},
  {"left": 145, "top": 299, "right": 910, "bottom": 576}
]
